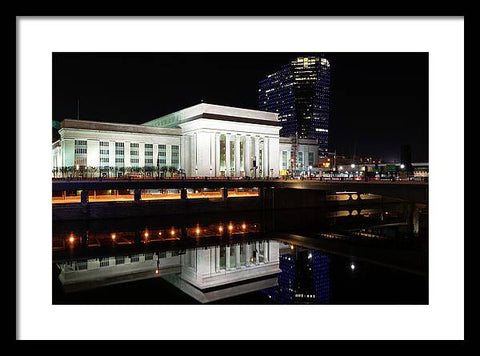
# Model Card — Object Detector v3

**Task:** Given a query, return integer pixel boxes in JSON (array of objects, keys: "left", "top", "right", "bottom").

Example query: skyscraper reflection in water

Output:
[{"left": 262, "top": 245, "right": 331, "bottom": 304}]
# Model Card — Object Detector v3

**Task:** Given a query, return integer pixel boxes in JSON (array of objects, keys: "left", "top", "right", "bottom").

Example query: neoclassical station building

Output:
[{"left": 52, "top": 103, "right": 320, "bottom": 178}]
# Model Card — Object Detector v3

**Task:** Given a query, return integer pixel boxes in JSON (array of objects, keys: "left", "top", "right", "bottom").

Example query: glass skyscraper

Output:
[{"left": 258, "top": 56, "right": 331, "bottom": 152}]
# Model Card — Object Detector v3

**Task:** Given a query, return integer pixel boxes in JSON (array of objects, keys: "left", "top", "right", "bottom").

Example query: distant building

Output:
[
  {"left": 412, "top": 162, "right": 429, "bottom": 178},
  {"left": 258, "top": 56, "right": 331, "bottom": 153}
]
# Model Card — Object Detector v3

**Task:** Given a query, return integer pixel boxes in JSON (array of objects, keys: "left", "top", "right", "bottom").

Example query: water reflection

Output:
[
  {"left": 57, "top": 239, "right": 281, "bottom": 302},
  {"left": 52, "top": 202, "right": 427, "bottom": 304},
  {"left": 55, "top": 238, "right": 335, "bottom": 304}
]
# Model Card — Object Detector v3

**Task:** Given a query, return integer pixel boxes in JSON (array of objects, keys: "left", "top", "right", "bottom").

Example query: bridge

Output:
[{"left": 52, "top": 178, "right": 428, "bottom": 204}]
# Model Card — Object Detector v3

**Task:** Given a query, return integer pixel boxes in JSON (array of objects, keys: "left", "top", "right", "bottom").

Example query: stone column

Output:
[
  {"left": 215, "top": 246, "right": 220, "bottom": 272},
  {"left": 153, "top": 143, "right": 159, "bottom": 176},
  {"left": 210, "top": 133, "right": 216, "bottom": 176},
  {"left": 124, "top": 141, "right": 131, "bottom": 170},
  {"left": 225, "top": 134, "right": 231, "bottom": 178},
  {"left": 263, "top": 241, "right": 269, "bottom": 263},
  {"left": 215, "top": 133, "right": 220, "bottom": 177},
  {"left": 255, "top": 241, "right": 260, "bottom": 265},
  {"left": 268, "top": 137, "right": 280, "bottom": 178},
  {"left": 254, "top": 136, "right": 260, "bottom": 178},
  {"left": 245, "top": 243, "right": 251, "bottom": 267},
  {"left": 225, "top": 246, "right": 230, "bottom": 269},
  {"left": 139, "top": 143, "right": 145, "bottom": 169},
  {"left": 210, "top": 248, "right": 216, "bottom": 274},
  {"left": 235, "top": 135, "right": 241, "bottom": 177},
  {"left": 191, "top": 134, "right": 197, "bottom": 176},
  {"left": 235, "top": 245, "right": 240, "bottom": 268},
  {"left": 263, "top": 137, "right": 269, "bottom": 177},
  {"left": 245, "top": 136, "right": 251, "bottom": 177}
]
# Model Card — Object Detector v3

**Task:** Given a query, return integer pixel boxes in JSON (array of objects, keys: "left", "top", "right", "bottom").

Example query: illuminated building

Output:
[
  {"left": 258, "top": 56, "right": 331, "bottom": 153},
  {"left": 52, "top": 103, "right": 320, "bottom": 178}
]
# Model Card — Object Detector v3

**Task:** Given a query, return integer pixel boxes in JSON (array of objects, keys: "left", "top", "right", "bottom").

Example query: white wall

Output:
[{"left": 86, "top": 140, "right": 99, "bottom": 167}]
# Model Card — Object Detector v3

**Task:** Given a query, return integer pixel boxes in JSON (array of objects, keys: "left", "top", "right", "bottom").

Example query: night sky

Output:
[{"left": 53, "top": 52, "right": 428, "bottom": 162}]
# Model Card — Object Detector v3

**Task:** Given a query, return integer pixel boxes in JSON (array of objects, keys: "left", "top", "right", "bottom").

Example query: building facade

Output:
[
  {"left": 52, "top": 103, "right": 321, "bottom": 178},
  {"left": 258, "top": 56, "right": 331, "bottom": 152}
]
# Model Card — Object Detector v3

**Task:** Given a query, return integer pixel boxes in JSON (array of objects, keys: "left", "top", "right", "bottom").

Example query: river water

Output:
[{"left": 52, "top": 202, "right": 428, "bottom": 304}]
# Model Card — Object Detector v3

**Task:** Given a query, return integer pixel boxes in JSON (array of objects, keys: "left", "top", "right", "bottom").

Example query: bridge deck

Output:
[{"left": 51, "top": 179, "right": 427, "bottom": 204}]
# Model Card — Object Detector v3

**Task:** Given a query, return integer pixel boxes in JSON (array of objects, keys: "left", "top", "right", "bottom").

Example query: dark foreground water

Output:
[{"left": 52, "top": 202, "right": 428, "bottom": 305}]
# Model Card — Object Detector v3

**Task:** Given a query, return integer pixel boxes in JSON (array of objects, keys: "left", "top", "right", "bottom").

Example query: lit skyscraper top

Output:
[{"left": 258, "top": 56, "right": 331, "bottom": 152}]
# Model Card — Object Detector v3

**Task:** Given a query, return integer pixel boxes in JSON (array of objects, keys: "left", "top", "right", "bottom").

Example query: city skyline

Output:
[{"left": 53, "top": 52, "right": 428, "bottom": 162}]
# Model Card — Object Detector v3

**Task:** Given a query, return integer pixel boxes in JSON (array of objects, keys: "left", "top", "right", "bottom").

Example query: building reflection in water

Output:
[
  {"left": 262, "top": 244, "right": 331, "bottom": 304},
  {"left": 56, "top": 239, "right": 282, "bottom": 303}
]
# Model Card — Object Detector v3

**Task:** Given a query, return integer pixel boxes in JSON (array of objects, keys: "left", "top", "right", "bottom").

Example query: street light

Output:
[
  {"left": 350, "top": 163, "right": 355, "bottom": 169},
  {"left": 400, "top": 164, "right": 405, "bottom": 169}
]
